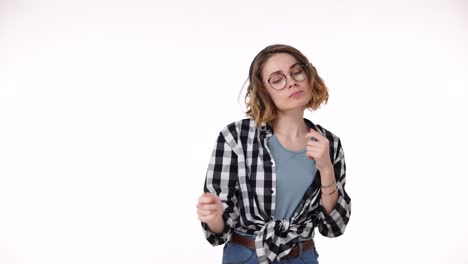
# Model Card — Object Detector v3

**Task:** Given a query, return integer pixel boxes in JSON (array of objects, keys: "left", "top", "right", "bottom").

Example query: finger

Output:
[
  {"left": 199, "top": 193, "right": 218, "bottom": 204},
  {"left": 199, "top": 214, "right": 215, "bottom": 222},
  {"left": 198, "top": 209, "right": 217, "bottom": 217},
  {"left": 306, "top": 141, "right": 321, "bottom": 148},
  {"left": 198, "top": 208, "right": 222, "bottom": 219},
  {"left": 198, "top": 197, "right": 215, "bottom": 204},
  {"left": 206, "top": 193, "right": 223, "bottom": 206},
  {"left": 305, "top": 129, "right": 324, "bottom": 141},
  {"left": 199, "top": 214, "right": 219, "bottom": 223},
  {"left": 203, "top": 192, "right": 220, "bottom": 201},
  {"left": 198, "top": 203, "right": 220, "bottom": 211},
  {"left": 306, "top": 149, "right": 318, "bottom": 160},
  {"left": 306, "top": 143, "right": 322, "bottom": 152},
  {"left": 307, "top": 139, "right": 329, "bottom": 151}
]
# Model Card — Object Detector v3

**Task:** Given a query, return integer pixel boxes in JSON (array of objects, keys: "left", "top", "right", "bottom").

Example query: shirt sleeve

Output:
[
  {"left": 317, "top": 138, "right": 352, "bottom": 237},
  {"left": 201, "top": 131, "right": 240, "bottom": 246}
]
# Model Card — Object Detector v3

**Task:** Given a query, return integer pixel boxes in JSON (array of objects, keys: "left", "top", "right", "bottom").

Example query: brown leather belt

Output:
[{"left": 229, "top": 233, "right": 314, "bottom": 257}]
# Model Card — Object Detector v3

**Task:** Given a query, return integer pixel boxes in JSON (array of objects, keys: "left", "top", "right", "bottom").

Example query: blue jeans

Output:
[{"left": 222, "top": 241, "right": 319, "bottom": 264}]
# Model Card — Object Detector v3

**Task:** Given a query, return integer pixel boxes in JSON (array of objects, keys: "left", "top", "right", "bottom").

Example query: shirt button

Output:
[{"left": 271, "top": 189, "right": 275, "bottom": 194}]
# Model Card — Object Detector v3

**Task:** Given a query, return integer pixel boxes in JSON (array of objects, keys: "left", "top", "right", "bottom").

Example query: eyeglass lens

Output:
[{"left": 268, "top": 64, "right": 307, "bottom": 90}]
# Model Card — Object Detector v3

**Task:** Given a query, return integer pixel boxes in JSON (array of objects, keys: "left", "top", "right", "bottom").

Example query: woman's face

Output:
[{"left": 261, "top": 53, "right": 312, "bottom": 112}]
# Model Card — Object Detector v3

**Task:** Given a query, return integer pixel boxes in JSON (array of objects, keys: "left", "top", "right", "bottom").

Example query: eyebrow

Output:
[{"left": 267, "top": 62, "right": 301, "bottom": 79}]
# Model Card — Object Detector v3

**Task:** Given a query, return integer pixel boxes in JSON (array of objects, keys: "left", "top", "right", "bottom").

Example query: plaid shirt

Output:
[{"left": 202, "top": 118, "right": 351, "bottom": 263}]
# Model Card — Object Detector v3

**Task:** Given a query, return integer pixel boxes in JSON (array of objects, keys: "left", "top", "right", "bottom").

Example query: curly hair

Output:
[{"left": 245, "top": 44, "right": 329, "bottom": 126}]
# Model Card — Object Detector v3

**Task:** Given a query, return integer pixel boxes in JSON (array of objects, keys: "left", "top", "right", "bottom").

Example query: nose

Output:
[{"left": 286, "top": 73, "right": 297, "bottom": 89}]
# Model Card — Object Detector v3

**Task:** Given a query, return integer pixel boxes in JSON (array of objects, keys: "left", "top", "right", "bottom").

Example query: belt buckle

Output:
[{"left": 284, "top": 241, "right": 301, "bottom": 258}]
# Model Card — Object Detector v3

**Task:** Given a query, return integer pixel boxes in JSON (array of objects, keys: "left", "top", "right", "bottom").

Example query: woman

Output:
[{"left": 197, "top": 44, "right": 351, "bottom": 264}]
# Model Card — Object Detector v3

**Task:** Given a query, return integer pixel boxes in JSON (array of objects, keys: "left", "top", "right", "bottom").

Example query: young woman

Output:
[{"left": 197, "top": 44, "right": 351, "bottom": 264}]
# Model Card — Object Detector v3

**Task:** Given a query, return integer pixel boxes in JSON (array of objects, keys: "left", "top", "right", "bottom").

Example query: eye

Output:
[
  {"left": 292, "top": 71, "right": 306, "bottom": 81},
  {"left": 270, "top": 75, "right": 284, "bottom": 84},
  {"left": 291, "top": 65, "right": 304, "bottom": 73}
]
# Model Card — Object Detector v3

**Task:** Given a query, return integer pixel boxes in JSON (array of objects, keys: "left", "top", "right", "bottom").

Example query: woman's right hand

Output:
[{"left": 197, "top": 193, "right": 225, "bottom": 233}]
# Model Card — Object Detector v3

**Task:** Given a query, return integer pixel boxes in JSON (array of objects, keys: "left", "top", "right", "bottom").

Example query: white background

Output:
[{"left": 1, "top": 0, "right": 467, "bottom": 263}]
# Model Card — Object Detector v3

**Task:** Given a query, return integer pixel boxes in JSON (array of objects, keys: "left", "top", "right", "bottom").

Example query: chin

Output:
[
  {"left": 277, "top": 96, "right": 311, "bottom": 111},
  {"left": 294, "top": 98, "right": 311, "bottom": 108}
]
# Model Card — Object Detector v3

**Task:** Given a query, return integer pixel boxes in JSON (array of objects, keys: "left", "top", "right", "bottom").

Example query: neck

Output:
[{"left": 272, "top": 109, "right": 308, "bottom": 138}]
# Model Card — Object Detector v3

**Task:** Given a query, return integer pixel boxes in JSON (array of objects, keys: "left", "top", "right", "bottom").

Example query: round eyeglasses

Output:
[{"left": 264, "top": 64, "right": 308, "bottom": 90}]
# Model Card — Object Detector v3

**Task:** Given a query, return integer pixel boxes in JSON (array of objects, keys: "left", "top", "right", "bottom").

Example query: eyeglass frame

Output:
[{"left": 263, "top": 63, "right": 309, "bottom": 90}]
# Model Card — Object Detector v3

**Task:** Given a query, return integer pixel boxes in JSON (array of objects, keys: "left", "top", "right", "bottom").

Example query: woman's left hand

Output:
[{"left": 304, "top": 128, "right": 333, "bottom": 172}]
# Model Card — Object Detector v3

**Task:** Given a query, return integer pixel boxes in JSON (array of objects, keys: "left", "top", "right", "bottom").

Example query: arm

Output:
[
  {"left": 305, "top": 129, "right": 351, "bottom": 237},
  {"left": 199, "top": 132, "right": 240, "bottom": 246},
  {"left": 317, "top": 138, "right": 351, "bottom": 237},
  {"left": 318, "top": 166, "right": 339, "bottom": 215}
]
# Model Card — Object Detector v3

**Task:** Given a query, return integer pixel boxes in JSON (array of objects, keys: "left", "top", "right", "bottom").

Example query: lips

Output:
[{"left": 289, "top": 90, "right": 304, "bottom": 98}]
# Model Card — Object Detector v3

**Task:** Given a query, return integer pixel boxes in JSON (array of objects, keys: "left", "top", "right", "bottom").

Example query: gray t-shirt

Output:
[{"left": 267, "top": 134, "right": 317, "bottom": 220}]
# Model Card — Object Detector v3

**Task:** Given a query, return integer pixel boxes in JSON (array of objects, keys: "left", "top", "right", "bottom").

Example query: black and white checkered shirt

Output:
[{"left": 202, "top": 118, "right": 351, "bottom": 263}]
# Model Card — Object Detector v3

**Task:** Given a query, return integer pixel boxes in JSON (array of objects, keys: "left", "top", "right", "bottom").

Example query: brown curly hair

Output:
[{"left": 245, "top": 44, "right": 329, "bottom": 126}]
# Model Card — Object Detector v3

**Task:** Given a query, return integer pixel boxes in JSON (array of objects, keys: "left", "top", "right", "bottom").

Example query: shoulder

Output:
[
  {"left": 218, "top": 118, "right": 257, "bottom": 137},
  {"left": 216, "top": 118, "right": 258, "bottom": 146}
]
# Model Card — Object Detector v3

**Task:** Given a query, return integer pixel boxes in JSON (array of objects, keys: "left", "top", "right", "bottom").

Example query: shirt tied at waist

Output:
[{"left": 254, "top": 219, "right": 311, "bottom": 264}]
